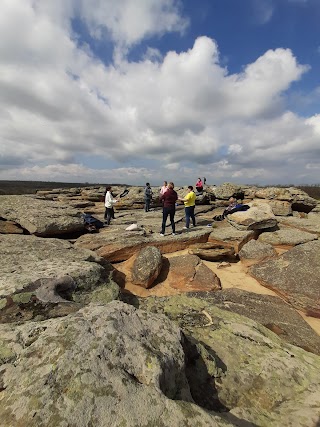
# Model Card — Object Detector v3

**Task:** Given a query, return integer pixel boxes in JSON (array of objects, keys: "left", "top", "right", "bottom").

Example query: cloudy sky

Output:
[{"left": 1, "top": 0, "right": 319, "bottom": 186}]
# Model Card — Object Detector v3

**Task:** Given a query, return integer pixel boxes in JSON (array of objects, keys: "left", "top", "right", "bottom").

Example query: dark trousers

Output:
[
  {"left": 161, "top": 207, "right": 175, "bottom": 234},
  {"left": 104, "top": 207, "right": 114, "bottom": 225},
  {"left": 185, "top": 206, "right": 196, "bottom": 228},
  {"left": 145, "top": 198, "right": 151, "bottom": 212}
]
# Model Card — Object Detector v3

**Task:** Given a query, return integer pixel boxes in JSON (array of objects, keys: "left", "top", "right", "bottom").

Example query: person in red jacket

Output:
[
  {"left": 159, "top": 182, "right": 178, "bottom": 236},
  {"left": 195, "top": 177, "right": 203, "bottom": 193}
]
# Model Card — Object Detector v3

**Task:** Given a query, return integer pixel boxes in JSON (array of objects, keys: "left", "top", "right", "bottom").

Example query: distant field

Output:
[
  {"left": 297, "top": 186, "right": 320, "bottom": 200},
  {"left": 0, "top": 181, "right": 128, "bottom": 195}
]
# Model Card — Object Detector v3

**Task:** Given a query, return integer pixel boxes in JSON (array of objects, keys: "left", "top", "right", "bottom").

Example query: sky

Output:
[{"left": 0, "top": 0, "right": 319, "bottom": 186}]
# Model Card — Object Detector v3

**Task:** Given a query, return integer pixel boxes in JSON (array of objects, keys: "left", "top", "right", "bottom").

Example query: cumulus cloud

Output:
[{"left": 0, "top": 0, "right": 319, "bottom": 185}]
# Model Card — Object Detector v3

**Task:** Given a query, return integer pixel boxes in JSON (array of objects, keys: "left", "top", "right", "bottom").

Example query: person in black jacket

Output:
[
  {"left": 159, "top": 182, "right": 178, "bottom": 236},
  {"left": 144, "top": 183, "right": 153, "bottom": 212}
]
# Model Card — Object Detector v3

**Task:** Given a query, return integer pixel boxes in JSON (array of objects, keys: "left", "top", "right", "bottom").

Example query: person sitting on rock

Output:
[
  {"left": 213, "top": 196, "right": 249, "bottom": 221},
  {"left": 195, "top": 178, "right": 203, "bottom": 194}
]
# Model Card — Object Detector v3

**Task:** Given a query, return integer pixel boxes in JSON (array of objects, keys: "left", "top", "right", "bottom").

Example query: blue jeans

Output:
[
  {"left": 185, "top": 206, "right": 195, "bottom": 228},
  {"left": 161, "top": 207, "right": 175, "bottom": 234}
]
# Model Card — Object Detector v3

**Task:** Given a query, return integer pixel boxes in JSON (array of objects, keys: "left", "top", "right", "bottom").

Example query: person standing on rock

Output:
[
  {"left": 159, "top": 182, "right": 178, "bottom": 236},
  {"left": 104, "top": 186, "right": 118, "bottom": 225},
  {"left": 179, "top": 186, "right": 196, "bottom": 230},
  {"left": 160, "top": 181, "right": 168, "bottom": 195},
  {"left": 144, "top": 183, "right": 153, "bottom": 212}
]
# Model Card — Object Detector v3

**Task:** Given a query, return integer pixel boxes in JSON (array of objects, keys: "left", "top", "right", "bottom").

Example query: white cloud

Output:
[
  {"left": 77, "top": 0, "right": 189, "bottom": 47},
  {"left": 0, "top": 0, "right": 319, "bottom": 186}
]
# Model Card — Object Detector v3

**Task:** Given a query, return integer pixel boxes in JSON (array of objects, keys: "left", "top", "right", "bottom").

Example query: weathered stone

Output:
[
  {"left": 0, "top": 302, "right": 233, "bottom": 427},
  {"left": 75, "top": 227, "right": 211, "bottom": 262},
  {"left": 189, "top": 244, "right": 236, "bottom": 262},
  {"left": 185, "top": 289, "right": 320, "bottom": 355},
  {"left": 253, "top": 199, "right": 293, "bottom": 216},
  {"left": 255, "top": 187, "right": 294, "bottom": 200},
  {"left": 208, "top": 225, "right": 257, "bottom": 253},
  {"left": 258, "top": 228, "right": 318, "bottom": 247},
  {"left": 0, "top": 234, "right": 117, "bottom": 322},
  {"left": 165, "top": 254, "right": 221, "bottom": 293},
  {"left": 249, "top": 240, "right": 320, "bottom": 316},
  {"left": 0, "top": 219, "right": 24, "bottom": 234},
  {"left": 131, "top": 246, "right": 163, "bottom": 288},
  {"left": 226, "top": 201, "right": 278, "bottom": 230},
  {"left": 238, "top": 239, "right": 277, "bottom": 265},
  {"left": 213, "top": 183, "right": 243, "bottom": 200},
  {"left": 0, "top": 195, "right": 84, "bottom": 236},
  {"left": 115, "top": 254, "right": 221, "bottom": 296},
  {"left": 138, "top": 294, "right": 320, "bottom": 427},
  {"left": 278, "top": 215, "right": 320, "bottom": 235}
]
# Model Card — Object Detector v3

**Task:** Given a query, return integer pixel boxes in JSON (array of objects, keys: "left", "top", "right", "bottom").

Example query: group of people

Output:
[
  {"left": 154, "top": 181, "right": 197, "bottom": 236},
  {"left": 103, "top": 180, "right": 248, "bottom": 234}
]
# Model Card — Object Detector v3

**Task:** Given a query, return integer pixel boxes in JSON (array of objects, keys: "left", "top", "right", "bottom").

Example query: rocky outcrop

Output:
[
  {"left": 188, "top": 243, "right": 236, "bottom": 261},
  {"left": 0, "top": 302, "right": 233, "bottom": 427},
  {"left": 75, "top": 227, "right": 211, "bottom": 262},
  {"left": 254, "top": 187, "right": 317, "bottom": 213},
  {"left": 226, "top": 201, "right": 278, "bottom": 230},
  {"left": 138, "top": 294, "right": 320, "bottom": 426},
  {"left": 213, "top": 183, "right": 243, "bottom": 200},
  {"left": 0, "top": 195, "right": 84, "bottom": 236},
  {"left": 184, "top": 289, "right": 320, "bottom": 355},
  {"left": 164, "top": 254, "right": 221, "bottom": 293},
  {"left": 258, "top": 227, "right": 318, "bottom": 247},
  {"left": 115, "top": 254, "right": 221, "bottom": 296},
  {"left": 0, "top": 234, "right": 117, "bottom": 322},
  {"left": 238, "top": 239, "right": 277, "bottom": 265},
  {"left": 0, "top": 219, "right": 24, "bottom": 234},
  {"left": 249, "top": 240, "right": 320, "bottom": 317},
  {"left": 278, "top": 215, "right": 320, "bottom": 235},
  {"left": 128, "top": 246, "right": 163, "bottom": 289},
  {"left": 208, "top": 225, "right": 257, "bottom": 253}
]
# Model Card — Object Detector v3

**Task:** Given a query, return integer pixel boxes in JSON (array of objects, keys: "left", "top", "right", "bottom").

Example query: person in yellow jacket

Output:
[{"left": 178, "top": 185, "right": 196, "bottom": 229}]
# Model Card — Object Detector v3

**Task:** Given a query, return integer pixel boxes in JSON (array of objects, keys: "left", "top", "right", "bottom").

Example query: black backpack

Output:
[{"left": 82, "top": 213, "right": 104, "bottom": 232}]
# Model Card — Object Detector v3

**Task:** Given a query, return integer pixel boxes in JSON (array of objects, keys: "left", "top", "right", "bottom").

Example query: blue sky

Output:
[{"left": 0, "top": 0, "right": 319, "bottom": 185}]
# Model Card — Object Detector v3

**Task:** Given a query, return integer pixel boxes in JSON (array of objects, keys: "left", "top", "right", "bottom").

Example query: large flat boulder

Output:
[
  {"left": 254, "top": 187, "right": 317, "bottom": 213},
  {"left": 0, "top": 234, "right": 117, "bottom": 322},
  {"left": 249, "top": 240, "right": 320, "bottom": 316},
  {"left": 208, "top": 225, "right": 257, "bottom": 253},
  {"left": 75, "top": 227, "right": 211, "bottom": 262},
  {"left": 138, "top": 294, "right": 320, "bottom": 426},
  {"left": 278, "top": 215, "right": 320, "bottom": 235},
  {"left": 0, "top": 302, "right": 233, "bottom": 427},
  {"left": 238, "top": 239, "right": 277, "bottom": 265},
  {"left": 258, "top": 227, "right": 318, "bottom": 247},
  {"left": 226, "top": 202, "right": 278, "bottom": 231},
  {"left": 186, "top": 289, "right": 320, "bottom": 355},
  {"left": 0, "top": 195, "right": 84, "bottom": 236}
]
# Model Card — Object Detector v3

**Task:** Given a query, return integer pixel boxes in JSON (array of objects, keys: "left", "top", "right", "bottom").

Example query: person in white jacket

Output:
[{"left": 104, "top": 186, "right": 118, "bottom": 225}]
